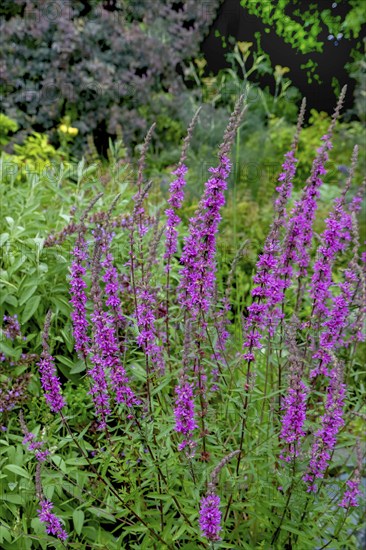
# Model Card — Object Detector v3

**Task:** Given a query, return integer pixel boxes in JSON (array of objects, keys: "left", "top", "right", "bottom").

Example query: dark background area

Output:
[{"left": 201, "top": 0, "right": 366, "bottom": 114}]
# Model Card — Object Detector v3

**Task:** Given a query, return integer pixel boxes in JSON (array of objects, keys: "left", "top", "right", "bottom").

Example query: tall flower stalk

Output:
[
  {"left": 304, "top": 361, "right": 346, "bottom": 492},
  {"left": 37, "top": 311, "right": 65, "bottom": 413},
  {"left": 242, "top": 98, "right": 306, "bottom": 364},
  {"left": 178, "top": 96, "right": 246, "bottom": 319}
]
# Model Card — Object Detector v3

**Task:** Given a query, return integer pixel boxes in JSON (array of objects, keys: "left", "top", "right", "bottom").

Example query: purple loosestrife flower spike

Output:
[
  {"left": 310, "top": 146, "right": 357, "bottom": 321},
  {"left": 279, "top": 87, "right": 346, "bottom": 285},
  {"left": 69, "top": 194, "right": 102, "bottom": 358},
  {"left": 19, "top": 411, "right": 50, "bottom": 463},
  {"left": 199, "top": 450, "right": 241, "bottom": 541},
  {"left": 70, "top": 230, "right": 90, "bottom": 358},
  {"left": 178, "top": 156, "right": 232, "bottom": 316},
  {"left": 280, "top": 326, "right": 308, "bottom": 462},
  {"left": 179, "top": 97, "right": 245, "bottom": 318},
  {"left": 38, "top": 499, "right": 68, "bottom": 542},
  {"left": 312, "top": 268, "right": 356, "bottom": 377},
  {"left": 164, "top": 163, "right": 188, "bottom": 270},
  {"left": 339, "top": 442, "right": 362, "bottom": 508},
  {"left": 136, "top": 284, "right": 165, "bottom": 374},
  {"left": 2, "top": 314, "right": 21, "bottom": 340},
  {"left": 100, "top": 229, "right": 125, "bottom": 326},
  {"left": 174, "top": 380, "right": 198, "bottom": 451},
  {"left": 199, "top": 493, "right": 221, "bottom": 541},
  {"left": 304, "top": 361, "right": 346, "bottom": 492},
  {"left": 165, "top": 108, "right": 201, "bottom": 272},
  {"left": 339, "top": 479, "right": 361, "bottom": 508},
  {"left": 243, "top": 100, "right": 305, "bottom": 358},
  {"left": 37, "top": 311, "right": 65, "bottom": 413},
  {"left": 88, "top": 227, "right": 112, "bottom": 428},
  {"left": 174, "top": 320, "right": 198, "bottom": 453}
]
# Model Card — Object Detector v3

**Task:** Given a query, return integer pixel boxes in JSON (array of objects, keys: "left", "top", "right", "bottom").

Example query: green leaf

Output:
[
  {"left": 70, "top": 361, "right": 86, "bottom": 374},
  {"left": 89, "top": 507, "right": 116, "bottom": 522},
  {"left": 4, "top": 465, "right": 30, "bottom": 479},
  {"left": 0, "top": 341, "right": 18, "bottom": 358},
  {"left": 22, "top": 294, "right": 41, "bottom": 323},
  {"left": 19, "top": 285, "right": 37, "bottom": 306},
  {"left": 73, "top": 509, "right": 85, "bottom": 536},
  {"left": 0, "top": 233, "right": 9, "bottom": 246}
]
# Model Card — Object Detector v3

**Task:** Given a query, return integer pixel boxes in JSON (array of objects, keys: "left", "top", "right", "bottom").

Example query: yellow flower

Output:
[
  {"left": 274, "top": 65, "right": 290, "bottom": 79},
  {"left": 68, "top": 126, "right": 78, "bottom": 136},
  {"left": 195, "top": 57, "right": 207, "bottom": 71},
  {"left": 59, "top": 124, "right": 79, "bottom": 136},
  {"left": 237, "top": 41, "right": 253, "bottom": 56}
]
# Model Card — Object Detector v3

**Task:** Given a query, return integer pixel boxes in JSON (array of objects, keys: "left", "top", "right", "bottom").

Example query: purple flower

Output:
[
  {"left": 199, "top": 493, "right": 221, "bottom": 541},
  {"left": 310, "top": 196, "right": 352, "bottom": 319},
  {"left": 178, "top": 156, "right": 231, "bottom": 317},
  {"left": 165, "top": 164, "right": 188, "bottom": 270},
  {"left": 37, "top": 499, "right": 68, "bottom": 542},
  {"left": 38, "top": 316, "right": 65, "bottom": 414},
  {"left": 304, "top": 366, "right": 346, "bottom": 492},
  {"left": 174, "top": 381, "right": 198, "bottom": 451},
  {"left": 312, "top": 270, "right": 355, "bottom": 377},
  {"left": 280, "top": 133, "right": 333, "bottom": 287},
  {"left": 280, "top": 379, "right": 308, "bottom": 462},
  {"left": 88, "top": 309, "right": 113, "bottom": 429},
  {"left": 2, "top": 314, "right": 21, "bottom": 340},
  {"left": 339, "top": 479, "right": 361, "bottom": 508},
  {"left": 242, "top": 128, "right": 301, "bottom": 360},
  {"left": 136, "top": 286, "right": 165, "bottom": 374},
  {"left": 37, "top": 353, "right": 65, "bottom": 413},
  {"left": 100, "top": 231, "right": 125, "bottom": 326},
  {"left": 70, "top": 233, "right": 90, "bottom": 358}
]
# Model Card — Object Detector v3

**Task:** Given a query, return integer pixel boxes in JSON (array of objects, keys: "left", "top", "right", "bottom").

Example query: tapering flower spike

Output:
[
  {"left": 243, "top": 99, "right": 306, "bottom": 360},
  {"left": 69, "top": 194, "right": 102, "bottom": 359},
  {"left": 165, "top": 108, "right": 201, "bottom": 271},
  {"left": 199, "top": 450, "right": 240, "bottom": 541},
  {"left": 37, "top": 311, "right": 65, "bottom": 413},
  {"left": 310, "top": 146, "right": 357, "bottom": 321},
  {"left": 38, "top": 499, "right": 68, "bottom": 542},
  {"left": 279, "top": 86, "right": 347, "bottom": 286},
  {"left": 179, "top": 97, "right": 246, "bottom": 318},
  {"left": 304, "top": 361, "right": 346, "bottom": 492},
  {"left": 279, "top": 321, "right": 308, "bottom": 462}
]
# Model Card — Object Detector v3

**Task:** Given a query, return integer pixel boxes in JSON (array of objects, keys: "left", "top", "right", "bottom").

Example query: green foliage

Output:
[
  {"left": 0, "top": 114, "right": 18, "bottom": 147},
  {"left": 0, "top": 88, "right": 365, "bottom": 549}
]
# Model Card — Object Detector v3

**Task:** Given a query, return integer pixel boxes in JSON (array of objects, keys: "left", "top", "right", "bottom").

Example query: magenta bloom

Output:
[
  {"left": 178, "top": 156, "right": 231, "bottom": 317},
  {"left": 37, "top": 499, "right": 68, "bottom": 542},
  {"left": 22, "top": 432, "right": 50, "bottom": 463},
  {"left": 312, "top": 269, "right": 356, "bottom": 377},
  {"left": 199, "top": 493, "right": 222, "bottom": 541},
  {"left": 339, "top": 479, "right": 361, "bottom": 508},
  {"left": 280, "top": 379, "right": 308, "bottom": 462},
  {"left": 136, "top": 286, "right": 165, "bottom": 374},
  {"left": 69, "top": 233, "right": 90, "bottom": 358},
  {"left": 165, "top": 164, "right": 188, "bottom": 270},
  {"left": 304, "top": 368, "right": 346, "bottom": 492},
  {"left": 88, "top": 308, "right": 113, "bottom": 429},
  {"left": 2, "top": 314, "right": 22, "bottom": 340},
  {"left": 311, "top": 196, "right": 352, "bottom": 319},
  {"left": 243, "top": 138, "right": 299, "bottom": 360},
  {"left": 100, "top": 231, "right": 125, "bottom": 325},
  {"left": 37, "top": 353, "right": 65, "bottom": 413},
  {"left": 174, "top": 381, "right": 198, "bottom": 451}
]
